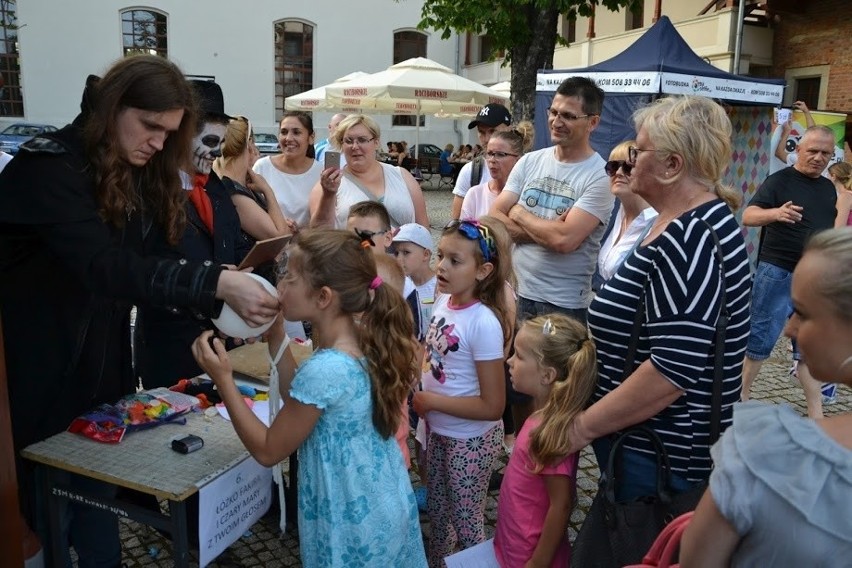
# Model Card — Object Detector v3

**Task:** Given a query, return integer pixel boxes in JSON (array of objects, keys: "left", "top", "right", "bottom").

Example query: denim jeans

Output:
[
  {"left": 516, "top": 296, "right": 588, "bottom": 326},
  {"left": 592, "top": 436, "right": 699, "bottom": 502},
  {"left": 34, "top": 469, "right": 121, "bottom": 568},
  {"left": 745, "top": 261, "right": 793, "bottom": 361}
]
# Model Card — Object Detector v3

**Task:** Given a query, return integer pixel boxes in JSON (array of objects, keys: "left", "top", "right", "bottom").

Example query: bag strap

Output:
[
  {"left": 470, "top": 156, "right": 484, "bottom": 186},
  {"left": 605, "top": 426, "right": 672, "bottom": 504},
  {"left": 698, "top": 219, "right": 728, "bottom": 446},
  {"left": 622, "top": 216, "right": 728, "bottom": 442},
  {"left": 342, "top": 169, "right": 403, "bottom": 228}
]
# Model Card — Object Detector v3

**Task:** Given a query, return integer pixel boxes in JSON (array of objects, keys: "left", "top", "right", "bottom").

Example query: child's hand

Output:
[
  {"left": 412, "top": 391, "right": 433, "bottom": 417},
  {"left": 192, "top": 331, "right": 233, "bottom": 386}
]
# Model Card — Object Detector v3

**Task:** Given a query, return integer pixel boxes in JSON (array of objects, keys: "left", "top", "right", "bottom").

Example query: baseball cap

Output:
[
  {"left": 392, "top": 223, "right": 433, "bottom": 251},
  {"left": 468, "top": 103, "right": 512, "bottom": 130}
]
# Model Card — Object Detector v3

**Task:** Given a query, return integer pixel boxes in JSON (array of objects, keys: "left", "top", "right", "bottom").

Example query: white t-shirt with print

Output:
[
  {"left": 504, "top": 147, "right": 612, "bottom": 309},
  {"left": 421, "top": 295, "right": 503, "bottom": 439}
]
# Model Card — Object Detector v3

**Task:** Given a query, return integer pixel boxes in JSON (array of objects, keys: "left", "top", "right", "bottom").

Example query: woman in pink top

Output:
[
  {"left": 495, "top": 313, "right": 598, "bottom": 567},
  {"left": 460, "top": 121, "right": 534, "bottom": 221}
]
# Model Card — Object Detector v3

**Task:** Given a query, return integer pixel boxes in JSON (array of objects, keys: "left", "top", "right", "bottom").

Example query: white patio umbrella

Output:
[
  {"left": 325, "top": 57, "right": 508, "bottom": 158},
  {"left": 284, "top": 71, "right": 370, "bottom": 112},
  {"left": 490, "top": 81, "right": 511, "bottom": 97}
]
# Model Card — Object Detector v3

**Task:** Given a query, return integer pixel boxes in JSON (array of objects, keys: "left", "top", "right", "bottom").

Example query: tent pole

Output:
[{"left": 733, "top": 0, "right": 746, "bottom": 73}]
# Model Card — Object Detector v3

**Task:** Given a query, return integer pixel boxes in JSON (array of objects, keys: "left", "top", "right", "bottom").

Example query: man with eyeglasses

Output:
[{"left": 489, "top": 76, "right": 613, "bottom": 326}]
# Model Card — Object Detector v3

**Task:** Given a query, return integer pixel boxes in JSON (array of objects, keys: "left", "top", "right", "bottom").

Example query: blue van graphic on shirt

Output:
[{"left": 520, "top": 177, "right": 577, "bottom": 218}]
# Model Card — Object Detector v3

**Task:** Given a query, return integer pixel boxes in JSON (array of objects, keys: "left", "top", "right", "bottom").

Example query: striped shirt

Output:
[{"left": 588, "top": 199, "right": 751, "bottom": 481}]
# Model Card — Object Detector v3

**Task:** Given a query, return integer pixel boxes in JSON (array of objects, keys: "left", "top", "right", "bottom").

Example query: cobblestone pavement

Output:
[{"left": 115, "top": 185, "right": 851, "bottom": 567}]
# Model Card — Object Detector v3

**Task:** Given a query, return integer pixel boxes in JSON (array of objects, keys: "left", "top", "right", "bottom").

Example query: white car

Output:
[{"left": 253, "top": 133, "right": 279, "bottom": 154}]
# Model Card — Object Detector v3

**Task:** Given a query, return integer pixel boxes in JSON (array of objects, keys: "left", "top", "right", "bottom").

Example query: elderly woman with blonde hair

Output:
[
  {"left": 568, "top": 96, "right": 752, "bottom": 501},
  {"left": 309, "top": 115, "right": 429, "bottom": 229}
]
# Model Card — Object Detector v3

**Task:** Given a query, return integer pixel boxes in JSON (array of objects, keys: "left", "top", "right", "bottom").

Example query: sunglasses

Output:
[
  {"left": 445, "top": 220, "right": 496, "bottom": 262},
  {"left": 353, "top": 228, "right": 388, "bottom": 248},
  {"left": 604, "top": 160, "right": 633, "bottom": 177}
]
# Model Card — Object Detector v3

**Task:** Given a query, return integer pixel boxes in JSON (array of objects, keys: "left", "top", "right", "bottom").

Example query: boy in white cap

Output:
[{"left": 392, "top": 223, "right": 437, "bottom": 340}]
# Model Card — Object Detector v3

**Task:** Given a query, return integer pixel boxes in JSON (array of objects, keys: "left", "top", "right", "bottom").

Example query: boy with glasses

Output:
[{"left": 346, "top": 202, "right": 423, "bottom": 339}]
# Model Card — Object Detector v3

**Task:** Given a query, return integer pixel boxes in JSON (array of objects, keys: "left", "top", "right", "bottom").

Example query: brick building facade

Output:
[{"left": 770, "top": 0, "right": 852, "bottom": 145}]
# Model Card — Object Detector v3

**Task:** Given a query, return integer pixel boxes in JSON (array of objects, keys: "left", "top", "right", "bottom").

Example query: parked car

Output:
[
  {"left": 409, "top": 143, "right": 442, "bottom": 159},
  {"left": 253, "top": 132, "right": 279, "bottom": 154},
  {"left": 0, "top": 123, "right": 58, "bottom": 155}
]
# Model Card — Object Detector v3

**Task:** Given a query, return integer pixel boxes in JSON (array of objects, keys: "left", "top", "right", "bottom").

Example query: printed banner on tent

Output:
[
  {"left": 660, "top": 73, "right": 784, "bottom": 105},
  {"left": 537, "top": 70, "right": 783, "bottom": 105},
  {"left": 537, "top": 72, "right": 660, "bottom": 93}
]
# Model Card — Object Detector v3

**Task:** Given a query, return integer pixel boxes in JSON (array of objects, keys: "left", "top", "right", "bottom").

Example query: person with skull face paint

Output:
[
  {"left": 0, "top": 56, "right": 279, "bottom": 568},
  {"left": 135, "top": 79, "right": 253, "bottom": 388}
]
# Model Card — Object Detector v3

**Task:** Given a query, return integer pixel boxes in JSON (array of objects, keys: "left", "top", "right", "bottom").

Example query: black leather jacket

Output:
[
  {"left": 0, "top": 123, "right": 224, "bottom": 454},
  {"left": 134, "top": 170, "right": 251, "bottom": 387}
]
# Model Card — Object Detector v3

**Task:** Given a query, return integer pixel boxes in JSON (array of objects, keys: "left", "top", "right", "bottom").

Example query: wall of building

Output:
[
  {"left": 771, "top": 0, "right": 852, "bottom": 114},
  {"left": 771, "top": 0, "right": 852, "bottom": 157},
  {"left": 12, "top": 1, "right": 465, "bottom": 146}
]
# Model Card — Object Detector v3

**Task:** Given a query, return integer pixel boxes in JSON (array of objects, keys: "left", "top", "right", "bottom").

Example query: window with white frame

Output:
[
  {"left": 275, "top": 20, "right": 314, "bottom": 121},
  {"left": 121, "top": 8, "right": 168, "bottom": 58},
  {"left": 393, "top": 30, "right": 426, "bottom": 127},
  {"left": 0, "top": 0, "right": 23, "bottom": 116}
]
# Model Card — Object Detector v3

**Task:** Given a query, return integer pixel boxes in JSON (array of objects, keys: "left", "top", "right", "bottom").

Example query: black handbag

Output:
[{"left": 573, "top": 220, "right": 728, "bottom": 567}]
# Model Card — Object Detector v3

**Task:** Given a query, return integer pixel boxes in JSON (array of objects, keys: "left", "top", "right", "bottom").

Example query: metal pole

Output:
[{"left": 732, "top": 0, "right": 746, "bottom": 74}]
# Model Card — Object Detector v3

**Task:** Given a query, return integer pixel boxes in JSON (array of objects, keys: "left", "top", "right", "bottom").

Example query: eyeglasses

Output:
[
  {"left": 547, "top": 107, "right": 595, "bottom": 122},
  {"left": 485, "top": 151, "right": 519, "bottom": 160},
  {"left": 342, "top": 136, "right": 376, "bottom": 147},
  {"left": 445, "top": 220, "right": 496, "bottom": 263},
  {"left": 628, "top": 146, "right": 668, "bottom": 164},
  {"left": 604, "top": 160, "right": 633, "bottom": 177},
  {"left": 353, "top": 228, "right": 387, "bottom": 248}
]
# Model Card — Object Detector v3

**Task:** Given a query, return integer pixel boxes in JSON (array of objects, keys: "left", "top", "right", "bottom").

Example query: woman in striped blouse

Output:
[{"left": 567, "top": 96, "right": 752, "bottom": 500}]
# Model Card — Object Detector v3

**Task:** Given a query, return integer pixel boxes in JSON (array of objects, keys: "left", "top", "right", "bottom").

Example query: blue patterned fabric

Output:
[{"left": 290, "top": 349, "right": 427, "bottom": 567}]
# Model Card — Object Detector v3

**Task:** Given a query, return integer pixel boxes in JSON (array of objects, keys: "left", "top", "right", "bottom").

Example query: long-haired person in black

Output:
[{"left": 0, "top": 55, "right": 279, "bottom": 566}]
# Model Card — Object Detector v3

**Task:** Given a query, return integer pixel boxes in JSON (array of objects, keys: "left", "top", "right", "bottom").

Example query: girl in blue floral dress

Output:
[{"left": 194, "top": 229, "right": 427, "bottom": 567}]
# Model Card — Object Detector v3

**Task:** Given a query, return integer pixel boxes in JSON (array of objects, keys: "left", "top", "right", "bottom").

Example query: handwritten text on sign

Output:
[{"left": 198, "top": 457, "right": 272, "bottom": 567}]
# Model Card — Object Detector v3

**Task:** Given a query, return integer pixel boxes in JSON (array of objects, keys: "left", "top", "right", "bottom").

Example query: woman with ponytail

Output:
[{"left": 193, "top": 229, "right": 426, "bottom": 567}]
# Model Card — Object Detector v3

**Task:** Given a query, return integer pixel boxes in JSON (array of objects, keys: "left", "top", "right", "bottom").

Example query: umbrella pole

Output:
[{"left": 415, "top": 101, "right": 421, "bottom": 161}]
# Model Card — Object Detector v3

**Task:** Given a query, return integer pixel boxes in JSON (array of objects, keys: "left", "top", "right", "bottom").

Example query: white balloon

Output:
[{"left": 211, "top": 272, "right": 278, "bottom": 339}]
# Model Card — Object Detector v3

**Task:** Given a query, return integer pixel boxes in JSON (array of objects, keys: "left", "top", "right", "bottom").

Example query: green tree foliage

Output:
[{"left": 417, "top": 0, "right": 636, "bottom": 121}]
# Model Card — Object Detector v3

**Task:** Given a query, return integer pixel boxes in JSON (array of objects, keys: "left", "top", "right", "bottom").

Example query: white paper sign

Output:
[
  {"left": 198, "top": 457, "right": 272, "bottom": 567},
  {"left": 444, "top": 538, "right": 499, "bottom": 568}
]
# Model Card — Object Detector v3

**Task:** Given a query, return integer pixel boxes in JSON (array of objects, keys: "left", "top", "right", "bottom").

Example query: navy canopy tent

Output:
[{"left": 534, "top": 16, "right": 785, "bottom": 157}]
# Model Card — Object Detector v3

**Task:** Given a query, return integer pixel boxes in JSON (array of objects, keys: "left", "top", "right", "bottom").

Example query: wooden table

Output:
[{"left": 22, "top": 411, "right": 250, "bottom": 567}]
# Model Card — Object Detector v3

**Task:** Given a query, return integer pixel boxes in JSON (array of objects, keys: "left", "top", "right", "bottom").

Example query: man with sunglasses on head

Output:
[{"left": 489, "top": 76, "right": 613, "bottom": 326}]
